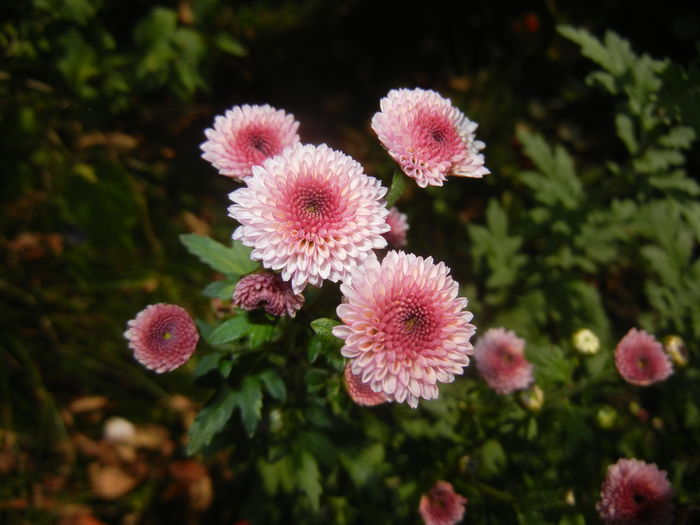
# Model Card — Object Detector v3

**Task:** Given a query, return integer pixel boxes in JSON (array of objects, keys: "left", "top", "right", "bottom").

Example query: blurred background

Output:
[{"left": 1, "top": 1, "right": 699, "bottom": 523}]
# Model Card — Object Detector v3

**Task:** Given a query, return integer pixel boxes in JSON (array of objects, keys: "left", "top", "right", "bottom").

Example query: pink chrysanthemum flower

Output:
[
  {"left": 371, "top": 88, "right": 489, "bottom": 188},
  {"left": 597, "top": 458, "right": 673, "bottom": 525},
  {"left": 615, "top": 328, "right": 673, "bottom": 386},
  {"left": 419, "top": 481, "right": 467, "bottom": 525},
  {"left": 382, "top": 206, "right": 409, "bottom": 248},
  {"left": 343, "top": 363, "right": 389, "bottom": 406},
  {"left": 232, "top": 271, "right": 304, "bottom": 317},
  {"left": 229, "top": 143, "right": 390, "bottom": 294},
  {"left": 124, "top": 303, "right": 199, "bottom": 373},
  {"left": 200, "top": 104, "right": 300, "bottom": 180},
  {"left": 332, "top": 251, "right": 476, "bottom": 408},
  {"left": 474, "top": 328, "right": 533, "bottom": 395}
]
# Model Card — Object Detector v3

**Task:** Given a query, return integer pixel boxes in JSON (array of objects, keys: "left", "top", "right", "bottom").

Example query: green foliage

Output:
[{"left": 180, "top": 234, "right": 258, "bottom": 277}]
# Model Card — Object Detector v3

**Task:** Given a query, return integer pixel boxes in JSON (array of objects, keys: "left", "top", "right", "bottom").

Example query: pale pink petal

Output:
[{"left": 474, "top": 328, "right": 533, "bottom": 395}]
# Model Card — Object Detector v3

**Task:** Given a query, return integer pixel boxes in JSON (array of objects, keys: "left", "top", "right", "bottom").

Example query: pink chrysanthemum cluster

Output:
[
  {"left": 343, "top": 363, "right": 389, "bottom": 406},
  {"left": 382, "top": 206, "right": 409, "bottom": 248},
  {"left": 614, "top": 328, "right": 673, "bottom": 386},
  {"left": 232, "top": 271, "right": 304, "bottom": 317},
  {"left": 201, "top": 104, "right": 300, "bottom": 180},
  {"left": 474, "top": 327, "right": 533, "bottom": 395},
  {"left": 333, "top": 251, "right": 476, "bottom": 408},
  {"left": 371, "top": 88, "right": 489, "bottom": 188},
  {"left": 597, "top": 458, "right": 673, "bottom": 525},
  {"left": 229, "top": 143, "right": 390, "bottom": 294},
  {"left": 124, "top": 303, "right": 199, "bottom": 373},
  {"left": 419, "top": 481, "right": 467, "bottom": 525}
]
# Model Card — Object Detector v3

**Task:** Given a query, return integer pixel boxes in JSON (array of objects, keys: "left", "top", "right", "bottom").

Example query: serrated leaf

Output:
[
  {"left": 238, "top": 375, "right": 263, "bottom": 437},
  {"left": 311, "top": 318, "right": 342, "bottom": 347},
  {"left": 207, "top": 315, "right": 250, "bottom": 345},
  {"left": 260, "top": 369, "right": 286, "bottom": 401},
  {"left": 193, "top": 353, "right": 221, "bottom": 379},
  {"left": 180, "top": 233, "right": 257, "bottom": 276},
  {"left": 248, "top": 323, "right": 278, "bottom": 349},
  {"left": 299, "top": 431, "right": 336, "bottom": 467},
  {"left": 615, "top": 113, "right": 638, "bottom": 153},
  {"left": 187, "top": 386, "right": 239, "bottom": 454},
  {"left": 385, "top": 170, "right": 406, "bottom": 207}
]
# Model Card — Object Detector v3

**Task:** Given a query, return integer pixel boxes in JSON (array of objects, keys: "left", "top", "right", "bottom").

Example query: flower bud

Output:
[
  {"left": 519, "top": 384, "right": 544, "bottom": 411},
  {"left": 572, "top": 328, "right": 599, "bottom": 355},
  {"left": 663, "top": 335, "right": 688, "bottom": 368},
  {"left": 597, "top": 406, "right": 617, "bottom": 429}
]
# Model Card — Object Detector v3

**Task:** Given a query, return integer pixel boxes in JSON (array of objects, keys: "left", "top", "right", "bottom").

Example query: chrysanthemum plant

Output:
[{"left": 127, "top": 27, "right": 699, "bottom": 524}]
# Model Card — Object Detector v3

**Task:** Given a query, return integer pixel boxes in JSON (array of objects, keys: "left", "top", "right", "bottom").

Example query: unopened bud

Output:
[
  {"left": 572, "top": 328, "right": 599, "bottom": 355},
  {"left": 519, "top": 384, "right": 544, "bottom": 411},
  {"left": 597, "top": 406, "right": 617, "bottom": 429},
  {"left": 103, "top": 416, "right": 136, "bottom": 445},
  {"left": 565, "top": 489, "right": 576, "bottom": 506},
  {"left": 663, "top": 335, "right": 688, "bottom": 368}
]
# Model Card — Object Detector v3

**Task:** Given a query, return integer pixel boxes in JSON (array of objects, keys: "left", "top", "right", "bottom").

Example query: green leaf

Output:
[
  {"left": 615, "top": 113, "right": 638, "bottom": 153},
  {"left": 187, "top": 386, "right": 239, "bottom": 454},
  {"left": 260, "top": 369, "right": 286, "bottom": 401},
  {"left": 202, "top": 280, "right": 237, "bottom": 299},
  {"left": 248, "top": 323, "right": 278, "bottom": 349},
  {"left": 385, "top": 170, "right": 406, "bottom": 207},
  {"left": 311, "top": 318, "right": 342, "bottom": 347},
  {"left": 307, "top": 336, "right": 322, "bottom": 364},
  {"left": 180, "top": 233, "right": 257, "bottom": 276},
  {"left": 207, "top": 315, "right": 250, "bottom": 345},
  {"left": 193, "top": 353, "right": 221, "bottom": 379},
  {"left": 479, "top": 439, "right": 506, "bottom": 477},
  {"left": 297, "top": 451, "right": 322, "bottom": 511},
  {"left": 238, "top": 375, "right": 263, "bottom": 437},
  {"left": 215, "top": 32, "right": 248, "bottom": 56},
  {"left": 299, "top": 431, "right": 336, "bottom": 467}
]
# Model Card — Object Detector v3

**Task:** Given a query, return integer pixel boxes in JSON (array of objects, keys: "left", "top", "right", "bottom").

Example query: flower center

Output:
[
  {"left": 285, "top": 180, "right": 343, "bottom": 237},
  {"left": 383, "top": 294, "right": 438, "bottom": 354},
  {"left": 250, "top": 133, "right": 272, "bottom": 154},
  {"left": 632, "top": 491, "right": 645, "bottom": 505},
  {"left": 431, "top": 128, "right": 446, "bottom": 143},
  {"left": 163, "top": 331, "right": 172, "bottom": 340}
]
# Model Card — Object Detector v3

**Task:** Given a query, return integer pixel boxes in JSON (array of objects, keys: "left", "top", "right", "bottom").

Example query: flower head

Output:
[
  {"left": 615, "top": 328, "right": 673, "bottom": 386},
  {"left": 201, "top": 104, "right": 300, "bottom": 180},
  {"left": 232, "top": 271, "right": 304, "bottom": 317},
  {"left": 124, "top": 303, "right": 199, "bottom": 373},
  {"left": 597, "top": 458, "right": 673, "bottom": 525},
  {"left": 343, "top": 363, "right": 389, "bottom": 406},
  {"left": 332, "top": 251, "right": 475, "bottom": 408},
  {"left": 419, "top": 481, "right": 467, "bottom": 525},
  {"left": 229, "top": 143, "right": 390, "bottom": 294},
  {"left": 474, "top": 328, "right": 533, "bottom": 394},
  {"left": 382, "top": 206, "right": 409, "bottom": 248},
  {"left": 371, "top": 88, "right": 489, "bottom": 188}
]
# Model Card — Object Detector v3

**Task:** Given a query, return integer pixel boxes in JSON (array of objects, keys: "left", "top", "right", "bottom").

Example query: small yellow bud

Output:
[
  {"left": 572, "top": 328, "right": 599, "bottom": 355},
  {"left": 663, "top": 335, "right": 688, "bottom": 368},
  {"left": 519, "top": 384, "right": 544, "bottom": 411},
  {"left": 597, "top": 406, "right": 617, "bottom": 429}
]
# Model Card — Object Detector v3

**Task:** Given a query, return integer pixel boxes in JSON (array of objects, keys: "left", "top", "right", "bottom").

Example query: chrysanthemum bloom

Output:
[
  {"left": 201, "top": 104, "right": 300, "bottom": 180},
  {"left": 124, "top": 303, "right": 199, "bottom": 373},
  {"left": 382, "top": 206, "right": 409, "bottom": 248},
  {"left": 229, "top": 143, "right": 390, "bottom": 294},
  {"left": 597, "top": 458, "right": 673, "bottom": 525},
  {"left": 419, "top": 481, "right": 467, "bottom": 525},
  {"left": 474, "top": 328, "right": 533, "bottom": 395},
  {"left": 343, "top": 363, "right": 389, "bottom": 406},
  {"left": 232, "top": 271, "right": 304, "bottom": 317},
  {"left": 371, "top": 88, "right": 489, "bottom": 188},
  {"left": 614, "top": 328, "right": 673, "bottom": 386},
  {"left": 572, "top": 328, "right": 600, "bottom": 355},
  {"left": 332, "top": 251, "right": 476, "bottom": 408}
]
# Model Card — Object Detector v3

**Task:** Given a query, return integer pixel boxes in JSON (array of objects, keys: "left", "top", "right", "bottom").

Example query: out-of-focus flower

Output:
[
  {"left": 597, "top": 458, "right": 673, "bottom": 525},
  {"left": 572, "top": 328, "right": 599, "bottom": 355},
  {"left": 419, "top": 480, "right": 467, "bottom": 525},
  {"left": 103, "top": 417, "right": 136, "bottom": 445},
  {"left": 342, "top": 363, "right": 389, "bottom": 407},
  {"left": 229, "top": 143, "right": 389, "bottom": 294},
  {"left": 565, "top": 489, "right": 576, "bottom": 506},
  {"left": 519, "top": 384, "right": 544, "bottom": 411},
  {"left": 663, "top": 335, "right": 688, "bottom": 368},
  {"left": 597, "top": 406, "right": 617, "bottom": 429},
  {"left": 474, "top": 328, "right": 533, "bottom": 394},
  {"left": 201, "top": 104, "right": 300, "bottom": 180},
  {"left": 333, "top": 251, "right": 475, "bottom": 408},
  {"left": 382, "top": 206, "right": 409, "bottom": 248},
  {"left": 615, "top": 328, "right": 673, "bottom": 386},
  {"left": 124, "top": 304, "right": 199, "bottom": 373},
  {"left": 232, "top": 271, "right": 304, "bottom": 317},
  {"left": 371, "top": 88, "right": 489, "bottom": 188}
]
